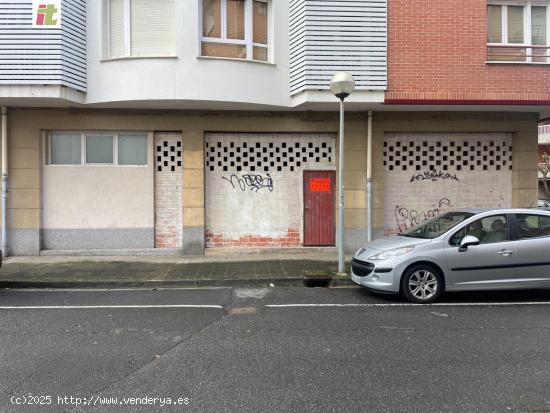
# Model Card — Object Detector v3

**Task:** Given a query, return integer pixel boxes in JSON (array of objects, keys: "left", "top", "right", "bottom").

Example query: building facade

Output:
[
  {"left": 0, "top": 0, "right": 546, "bottom": 255},
  {"left": 539, "top": 124, "right": 550, "bottom": 201}
]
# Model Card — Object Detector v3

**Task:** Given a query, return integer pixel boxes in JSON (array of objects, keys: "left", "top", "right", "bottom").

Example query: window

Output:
[
  {"left": 450, "top": 215, "right": 509, "bottom": 246},
  {"left": 107, "top": 0, "right": 176, "bottom": 58},
  {"left": 400, "top": 212, "right": 475, "bottom": 240},
  {"left": 50, "top": 133, "right": 81, "bottom": 165},
  {"left": 487, "top": 1, "right": 550, "bottom": 63},
  {"left": 515, "top": 214, "right": 550, "bottom": 238},
  {"left": 47, "top": 132, "right": 148, "bottom": 166},
  {"left": 118, "top": 134, "right": 148, "bottom": 165},
  {"left": 201, "top": 0, "right": 269, "bottom": 61},
  {"left": 86, "top": 135, "right": 114, "bottom": 164}
]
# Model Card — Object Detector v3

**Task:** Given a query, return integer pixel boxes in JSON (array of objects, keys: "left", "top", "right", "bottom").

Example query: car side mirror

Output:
[{"left": 459, "top": 235, "right": 480, "bottom": 252}]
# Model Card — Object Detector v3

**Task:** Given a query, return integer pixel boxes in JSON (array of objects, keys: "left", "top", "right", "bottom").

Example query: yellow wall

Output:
[{"left": 0, "top": 108, "right": 539, "bottom": 240}]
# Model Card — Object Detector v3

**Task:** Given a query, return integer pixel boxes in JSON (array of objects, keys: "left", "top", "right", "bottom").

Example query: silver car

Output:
[{"left": 351, "top": 208, "right": 550, "bottom": 303}]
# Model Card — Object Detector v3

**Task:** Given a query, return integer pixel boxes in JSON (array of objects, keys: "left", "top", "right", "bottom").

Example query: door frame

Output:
[{"left": 302, "top": 169, "right": 336, "bottom": 246}]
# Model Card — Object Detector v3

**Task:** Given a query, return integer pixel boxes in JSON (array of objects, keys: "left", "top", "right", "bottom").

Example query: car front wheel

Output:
[{"left": 401, "top": 264, "right": 444, "bottom": 304}]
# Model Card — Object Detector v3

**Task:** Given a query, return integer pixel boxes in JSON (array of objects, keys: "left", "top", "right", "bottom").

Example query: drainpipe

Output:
[
  {"left": 1, "top": 106, "right": 7, "bottom": 257},
  {"left": 367, "top": 110, "right": 373, "bottom": 242}
]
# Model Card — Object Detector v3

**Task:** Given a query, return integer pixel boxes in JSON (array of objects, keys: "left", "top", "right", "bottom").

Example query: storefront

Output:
[{"left": 1, "top": 109, "right": 539, "bottom": 256}]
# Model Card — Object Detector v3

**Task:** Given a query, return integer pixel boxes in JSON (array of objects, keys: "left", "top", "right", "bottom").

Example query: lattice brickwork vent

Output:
[
  {"left": 155, "top": 140, "right": 182, "bottom": 172},
  {"left": 205, "top": 134, "right": 335, "bottom": 172},
  {"left": 383, "top": 138, "right": 512, "bottom": 172}
]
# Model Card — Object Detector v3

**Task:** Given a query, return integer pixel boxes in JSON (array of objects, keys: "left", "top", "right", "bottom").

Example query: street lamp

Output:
[{"left": 330, "top": 72, "right": 355, "bottom": 275}]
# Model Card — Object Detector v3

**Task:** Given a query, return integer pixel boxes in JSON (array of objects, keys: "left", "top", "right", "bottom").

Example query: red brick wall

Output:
[
  {"left": 205, "top": 228, "right": 301, "bottom": 248},
  {"left": 386, "top": 0, "right": 550, "bottom": 104}
]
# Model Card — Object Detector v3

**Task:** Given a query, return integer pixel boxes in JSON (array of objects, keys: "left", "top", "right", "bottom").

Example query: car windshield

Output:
[{"left": 400, "top": 212, "right": 475, "bottom": 239}]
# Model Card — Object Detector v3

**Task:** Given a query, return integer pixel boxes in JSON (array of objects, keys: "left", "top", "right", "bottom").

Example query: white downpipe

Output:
[
  {"left": 1, "top": 106, "right": 7, "bottom": 257},
  {"left": 367, "top": 111, "right": 373, "bottom": 242}
]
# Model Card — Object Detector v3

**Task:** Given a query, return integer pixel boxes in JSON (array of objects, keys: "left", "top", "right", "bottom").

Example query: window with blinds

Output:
[
  {"left": 109, "top": 0, "right": 125, "bottom": 58},
  {"left": 201, "top": 0, "right": 269, "bottom": 62},
  {"left": 107, "top": 0, "right": 176, "bottom": 58},
  {"left": 487, "top": 1, "right": 550, "bottom": 63}
]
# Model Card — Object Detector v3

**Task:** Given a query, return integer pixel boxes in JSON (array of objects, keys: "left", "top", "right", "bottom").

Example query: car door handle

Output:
[{"left": 498, "top": 249, "right": 513, "bottom": 256}]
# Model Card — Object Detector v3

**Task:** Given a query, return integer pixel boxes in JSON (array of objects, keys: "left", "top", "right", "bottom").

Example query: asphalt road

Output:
[{"left": 1, "top": 286, "right": 550, "bottom": 412}]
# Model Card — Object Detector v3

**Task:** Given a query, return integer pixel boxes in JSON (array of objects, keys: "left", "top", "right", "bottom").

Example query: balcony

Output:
[{"left": 487, "top": 44, "right": 550, "bottom": 64}]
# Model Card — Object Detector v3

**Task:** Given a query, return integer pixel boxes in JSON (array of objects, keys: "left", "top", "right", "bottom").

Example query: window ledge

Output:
[
  {"left": 101, "top": 55, "right": 177, "bottom": 63},
  {"left": 486, "top": 61, "right": 550, "bottom": 65},
  {"left": 197, "top": 55, "right": 276, "bottom": 66}
]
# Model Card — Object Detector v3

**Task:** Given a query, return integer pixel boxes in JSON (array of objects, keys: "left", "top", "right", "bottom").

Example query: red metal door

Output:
[{"left": 303, "top": 171, "right": 335, "bottom": 246}]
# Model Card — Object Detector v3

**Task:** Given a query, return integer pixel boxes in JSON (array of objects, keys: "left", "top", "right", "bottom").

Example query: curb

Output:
[
  {"left": 0, "top": 278, "right": 303, "bottom": 289},
  {"left": 0, "top": 276, "right": 354, "bottom": 289}
]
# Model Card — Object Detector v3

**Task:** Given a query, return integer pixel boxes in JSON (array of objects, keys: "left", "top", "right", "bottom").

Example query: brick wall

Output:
[
  {"left": 205, "top": 228, "right": 301, "bottom": 248},
  {"left": 386, "top": 0, "right": 550, "bottom": 103},
  {"left": 383, "top": 132, "right": 513, "bottom": 234},
  {"left": 154, "top": 133, "right": 183, "bottom": 248},
  {"left": 204, "top": 133, "right": 335, "bottom": 248}
]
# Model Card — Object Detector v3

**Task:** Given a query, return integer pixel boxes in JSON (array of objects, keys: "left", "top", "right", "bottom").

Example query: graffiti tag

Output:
[
  {"left": 222, "top": 173, "right": 274, "bottom": 192},
  {"left": 394, "top": 198, "right": 451, "bottom": 233},
  {"left": 410, "top": 170, "right": 459, "bottom": 183}
]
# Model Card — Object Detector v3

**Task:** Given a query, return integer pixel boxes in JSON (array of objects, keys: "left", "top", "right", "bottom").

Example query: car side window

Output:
[
  {"left": 515, "top": 214, "right": 550, "bottom": 239},
  {"left": 449, "top": 215, "right": 509, "bottom": 246}
]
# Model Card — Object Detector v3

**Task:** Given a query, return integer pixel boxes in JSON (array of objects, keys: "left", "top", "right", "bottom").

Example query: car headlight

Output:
[
  {"left": 369, "top": 246, "right": 415, "bottom": 260},
  {"left": 355, "top": 247, "right": 367, "bottom": 256}
]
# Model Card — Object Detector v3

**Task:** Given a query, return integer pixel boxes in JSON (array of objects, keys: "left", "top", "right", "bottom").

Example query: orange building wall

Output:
[{"left": 386, "top": 0, "right": 550, "bottom": 104}]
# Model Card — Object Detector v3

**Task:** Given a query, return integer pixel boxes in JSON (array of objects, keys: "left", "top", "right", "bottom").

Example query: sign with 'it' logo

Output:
[{"left": 32, "top": 0, "right": 62, "bottom": 28}]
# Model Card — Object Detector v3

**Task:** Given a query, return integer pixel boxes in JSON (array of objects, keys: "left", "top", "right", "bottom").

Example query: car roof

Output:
[{"left": 449, "top": 207, "right": 550, "bottom": 215}]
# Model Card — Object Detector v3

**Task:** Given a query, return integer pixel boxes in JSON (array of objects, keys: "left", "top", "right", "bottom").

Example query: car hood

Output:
[{"left": 354, "top": 235, "right": 432, "bottom": 257}]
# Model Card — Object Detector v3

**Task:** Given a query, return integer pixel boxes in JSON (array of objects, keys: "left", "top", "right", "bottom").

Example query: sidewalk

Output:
[{"left": 0, "top": 249, "right": 353, "bottom": 288}]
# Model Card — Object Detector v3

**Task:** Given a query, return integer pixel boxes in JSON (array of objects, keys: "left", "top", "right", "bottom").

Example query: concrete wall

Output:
[
  {"left": 42, "top": 134, "right": 154, "bottom": 250},
  {"left": 0, "top": 108, "right": 539, "bottom": 255}
]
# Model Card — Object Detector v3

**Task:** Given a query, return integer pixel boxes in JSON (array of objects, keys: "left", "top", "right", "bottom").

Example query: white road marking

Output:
[
  {"left": 266, "top": 302, "right": 550, "bottom": 308},
  {"left": 0, "top": 305, "right": 223, "bottom": 309},
  {"left": 0, "top": 287, "right": 231, "bottom": 292}
]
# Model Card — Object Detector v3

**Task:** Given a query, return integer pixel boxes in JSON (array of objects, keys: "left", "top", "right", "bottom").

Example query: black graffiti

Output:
[
  {"left": 394, "top": 198, "right": 451, "bottom": 233},
  {"left": 410, "top": 170, "right": 459, "bottom": 183},
  {"left": 222, "top": 173, "right": 274, "bottom": 192}
]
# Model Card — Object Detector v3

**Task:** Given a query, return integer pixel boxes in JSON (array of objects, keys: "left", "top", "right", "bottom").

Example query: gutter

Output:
[{"left": 2, "top": 106, "right": 7, "bottom": 257}]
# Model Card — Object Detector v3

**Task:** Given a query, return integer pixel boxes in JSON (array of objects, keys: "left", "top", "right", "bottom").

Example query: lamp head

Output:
[{"left": 330, "top": 72, "right": 355, "bottom": 100}]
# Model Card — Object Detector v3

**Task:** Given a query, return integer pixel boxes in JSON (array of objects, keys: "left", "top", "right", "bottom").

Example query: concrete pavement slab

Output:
[{"left": 0, "top": 252, "right": 354, "bottom": 289}]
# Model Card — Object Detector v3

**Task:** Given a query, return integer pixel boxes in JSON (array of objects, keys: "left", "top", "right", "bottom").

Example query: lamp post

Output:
[{"left": 330, "top": 72, "right": 355, "bottom": 275}]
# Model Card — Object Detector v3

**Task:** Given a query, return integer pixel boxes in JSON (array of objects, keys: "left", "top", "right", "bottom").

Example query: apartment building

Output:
[
  {"left": 0, "top": 0, "right": 546, "bottom": 255},
  {"left": 539, "top": 124, "right": 550, "bottom": 201}
]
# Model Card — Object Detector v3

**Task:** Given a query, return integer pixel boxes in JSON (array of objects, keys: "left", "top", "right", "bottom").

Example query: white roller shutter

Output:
[
  {"left": 130, "top": 0, "right": 176, "bottom": 56},
  {"left": 109, "top": 0, "right": 125, "bottom": 57}
]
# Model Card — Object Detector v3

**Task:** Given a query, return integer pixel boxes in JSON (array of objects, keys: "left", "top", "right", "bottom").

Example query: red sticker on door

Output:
[{"left": 310, "top": 178, "right": 330, "bottom": 192}]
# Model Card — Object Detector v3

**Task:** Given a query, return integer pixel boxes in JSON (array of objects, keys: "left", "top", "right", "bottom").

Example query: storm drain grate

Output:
[{"left": 303, "top": 274, "right": 332, "bottom": 288}]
